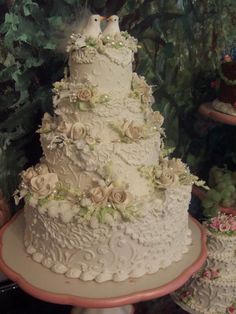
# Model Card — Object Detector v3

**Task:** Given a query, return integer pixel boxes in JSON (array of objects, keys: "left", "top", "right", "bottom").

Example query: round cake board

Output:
[
  {"left": 0, "top": 210, "right": 207, "bottom": 314},
  {"left": 198, "top": 102, "right": 236, "bottom": 125}
]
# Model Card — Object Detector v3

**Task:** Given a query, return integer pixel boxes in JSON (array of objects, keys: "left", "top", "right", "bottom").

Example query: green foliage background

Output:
[{"left": 1, "top": 0, "right": 236, "bottom": 201}]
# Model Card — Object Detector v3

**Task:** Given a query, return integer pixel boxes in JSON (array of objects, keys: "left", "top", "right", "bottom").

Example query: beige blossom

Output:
[
  {"left": 108, "top": 188, "right": 132, "bottom": 207},
  {"left": 70, "top": 122, "right": 87, "bottom": 140},
  {"left": 152, "top": 111, "right": 164, "bottom": 127},
  {"left": 77, "top": 87, "right": 92, "bottom": 102},
  {"left": 21, "top": 167, "right": 38, "bottom": 184},
  {"left": 29, "top": 173, "right": 58, "bottom": 199},
  {"left": 85, "top": 135, "right": 96, "bottom": 145},
  {"left": 168, "top": 158, "right": 186, "bottom": 175},
  {"left": 89, "top": 186, "right": 108, "bottom": 205},
  {"left": 35, "top": 163, "right": 49, "bottom": 175},
  {"left": 57, "top": 121, "right": 72, "bottom": 136},
  {"left": 156, "top": 171, "right": 179, "bottom": 188},
  {"left": 122, "top": 120, "right": 143, "bottom": 141}
]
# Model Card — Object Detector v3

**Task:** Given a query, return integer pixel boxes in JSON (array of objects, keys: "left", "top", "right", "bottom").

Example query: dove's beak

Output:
[{"left": 100, "top": 16, "right": 106, "bottom": 21}]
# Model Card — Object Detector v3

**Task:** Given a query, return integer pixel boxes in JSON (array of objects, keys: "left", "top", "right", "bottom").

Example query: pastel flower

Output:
[
  {"left": 155, "top": 170, "right": 179, "bottom": 188},
  {"left": 70, "top": 122, "right": 87, "bottom": 140},
  {"left": 108, "top": 188, "right": 132, "bottom": 207},
  {"left": 35, "top": 163, "right": 49, "bottom": 175},
  {"left": 168, "top": 158, "right": 186, "bottom": 175},
  {"left": 85, "top": 135, "right": 96, "bottom": 146},
  {"left": 21, "top": 167, "right": 38, "bottom": 184},
  {"left": 57, "top": 121, "right": 72, "bottom": 136},
  {"left": 89, "top": 186, "right": 108, "bottom": 205},
  {"left": 227, "top": 305, "right": 236, "bottom": 314},
  {"left": 121, "top": 120, "right": 143, "bottom": 141},
  {"left": 219, "top": 222, "right": 231, "bottom": 232},
  {"left": 77, "top": 87, "right": 93, "bottom": 102},
  {"left": 29, "top": 173, "right": 58, "bottom": 199}
]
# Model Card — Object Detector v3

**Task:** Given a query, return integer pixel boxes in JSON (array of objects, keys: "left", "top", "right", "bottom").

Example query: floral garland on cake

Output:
[
  {"left": 14, "top": 163, "right": 138, "bottom": 224},
  {"left": 38, "top": 113, "right": 100, "bottom": 151},
  {"left": 205, "top": 213, "right": 236, "bottom": 236},
  {"left": 53, "top": 79, "right": 110, "bottom": 111},
  {"left": 139, "top": 157, "right": 199, "bottom": 190}
]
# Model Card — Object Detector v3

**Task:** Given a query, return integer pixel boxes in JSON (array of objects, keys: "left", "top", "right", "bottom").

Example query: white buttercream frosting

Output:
[{"left": 18, "top": 28, "right": 194, "bottom": 282}]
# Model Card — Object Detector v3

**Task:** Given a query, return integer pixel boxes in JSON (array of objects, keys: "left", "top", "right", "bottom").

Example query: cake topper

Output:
[
  {"left": 82, "top": 14, "right": 105, "bottom": 38},
  {"left": 102, "top": 15, "right": 120, "bottom": 38}
]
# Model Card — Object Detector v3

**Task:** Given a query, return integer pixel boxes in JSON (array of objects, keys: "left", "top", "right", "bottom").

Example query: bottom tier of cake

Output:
[{"left": 24, "top": 186, "right": 192, "bottom": 283}]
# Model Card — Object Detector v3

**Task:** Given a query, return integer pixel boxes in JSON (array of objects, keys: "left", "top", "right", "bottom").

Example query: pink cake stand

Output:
[
  {"left": 198, "top": 102, "right": 236, "bottom": 125},
  {"left": 0, "top": 211, "right": 207, "bottom": 314}
]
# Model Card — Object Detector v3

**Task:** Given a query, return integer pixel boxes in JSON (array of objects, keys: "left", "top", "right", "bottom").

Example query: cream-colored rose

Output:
[
  {"left": 122, "top": 120, "right": 143, "bottom": 140},
  {"left": 108, "top": 188, "right": 132, "bottom": 207},
  {"left": 70, "top": 122, "right": 87, "bottom": 140},
  {"left": 85, "top": 135, "right": 96, "bottom": 145},
  {"left": 89, "top": 186, "right": 108, "bottom": 204},
  {"left": 30, "top": 173, "right": 58, "bottom": 199},
  {"left": 156, "top": 171, "right": 179, "bottom": 188},
  {"left": 57, "top": 121, "right": 72, "bottom": 136},
  {"left": 21, "top": 167, "right": 38, "bottom": 184},
  {"left": 35, "top": 163, "right": 49, "bottom": 175},
  {"left": 168, "top": 158, "right": 186, "bottom": 175},
  {"left": 77, "top": 87, "right": 92, "bottom": 102}
]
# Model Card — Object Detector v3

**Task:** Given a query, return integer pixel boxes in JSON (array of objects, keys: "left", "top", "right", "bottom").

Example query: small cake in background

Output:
[
  {"left": 173, "top": 213, "right": 236, "bottom": 314},
  {"left": 212, "top": 49, "right": 236, "bottom": 116}
]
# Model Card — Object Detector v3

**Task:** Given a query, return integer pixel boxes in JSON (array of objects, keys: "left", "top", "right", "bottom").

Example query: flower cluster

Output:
[
  {"left": 14, "top": 164, "right": 59, "bottom": 204},
  {"left": 130, "top": 73, "right": 153, "bottom": 105},
  {"left": 201, "top": 268, "right": 220, "bottom": 280},
  {"left": 53, "top": 80, "right": 110, "bottom": 111},
  {"left": 101, "top": 32, "right": 138, "bottom": 52},
  {"left": 139, "top": 157, "right": 197, "bottom": 190},
  {"left": 176, "top": 289, "right": 193, "bottom": 304},
  {"left": 112, "top": 119, "right": 155, "bottom": 143},
  {"left": 206, "top": 213, "right": 236, "bottom": 235},
  {"left": 227, "top": 303, "right": 236, "bottom": 314}
]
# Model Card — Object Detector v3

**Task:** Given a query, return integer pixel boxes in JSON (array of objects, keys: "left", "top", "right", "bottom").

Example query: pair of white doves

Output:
[{"left": 82, "top": 15, "right": 120, "bottom": 38}]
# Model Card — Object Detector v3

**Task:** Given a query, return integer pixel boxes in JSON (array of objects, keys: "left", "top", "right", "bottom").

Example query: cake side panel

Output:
[{"left": 24, "top": 185, "right": 192, "bottom": 283}]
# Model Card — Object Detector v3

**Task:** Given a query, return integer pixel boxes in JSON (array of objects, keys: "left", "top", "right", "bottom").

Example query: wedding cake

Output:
[
  {"left": 15, "top": 15, "right": 197, "bottom": 283},
  {"left": 173, "top": 213, "right": 236, "bottom": 314}
]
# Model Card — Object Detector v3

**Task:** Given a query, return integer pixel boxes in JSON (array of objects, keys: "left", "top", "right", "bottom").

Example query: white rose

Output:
[
  {"left": 168, "top": 158, "right": 186, "bottom": 175},
  {"left": 21, "top": 167, "right": 37, "bottom": 184},
  {"left": 35, "top": 163, "right": 49, "bottom": 175},
  {"left": 70, "top": 122, "right": 87, "bottom": 140},
  {"left": 77, "top": 87, "right": 92, "bottom": 102},
  {"left": 108, "top": 188, "right": 132, "bottom": 207},
  {"left": 30, "top": 173, "right": 58, "bottom": 198},
  {"left": 156, "top": 171, "right": 179, "bottom": 188},
  {"left": 89, "top": 186, "right": 108, "bottom": 205},
  {"left": 57, "top": 121, "right": 72, "bottom": 136},
  {"left": 122, "top": 120, "right": 143, "bottom": 140}
]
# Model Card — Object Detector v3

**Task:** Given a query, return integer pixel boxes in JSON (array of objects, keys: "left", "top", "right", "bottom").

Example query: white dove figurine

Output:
[
  {"left": 102, "top": 15, "right": 120, "bottom": 38},
  {"left": 82, "top": 14, "right": 105, "bottom": 38}
]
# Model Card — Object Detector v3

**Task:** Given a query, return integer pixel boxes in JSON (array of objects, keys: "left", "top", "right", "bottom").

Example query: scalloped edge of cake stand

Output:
[
  {"left": 0, "top": 210, "right": 207, "bottom": 309},
  {"left": 198, "top": 102, "right": 236, "bottom": 125}
]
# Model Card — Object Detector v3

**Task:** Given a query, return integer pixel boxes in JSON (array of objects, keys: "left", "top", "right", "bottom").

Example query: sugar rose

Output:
[
  {"left": 35, "top": 163, "right": 49, "bottom": 175},
  {"left": 156, "top": 171, "right": 179, "bottom": 188},
  {"left": 70, "top": 122, "right": 87, "bottom": 140},
  {"left": 30, "top": 173, "right": 58, "bottom": 199},
  {"left": 77, "top": 87, "right": 92, "bottom": 102},
  {"left": 57, "top": 121, "right": 72, "bottom": 136},
  {"left": 122, "top": 120, "right": 143, "bottom": 141},
  {"left": 108, "top": 188, "right": 132, "bottom": 207},
  {"left": 85, "top": 135, "right": 96, "bottom": 146},
  {"left": 89, "top": 186, "right": 108, "bottom": 204},
  {"left": 168, "top": 158, "right": 186, "bottom": 175},
  {"left": 21, "top": 167, "right": 37, "bottom": 184}
]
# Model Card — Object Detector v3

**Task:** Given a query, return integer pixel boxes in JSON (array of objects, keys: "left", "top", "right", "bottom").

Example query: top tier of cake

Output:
[{"left": 67, "top": 32, "right": 136, "bottom": 98}]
